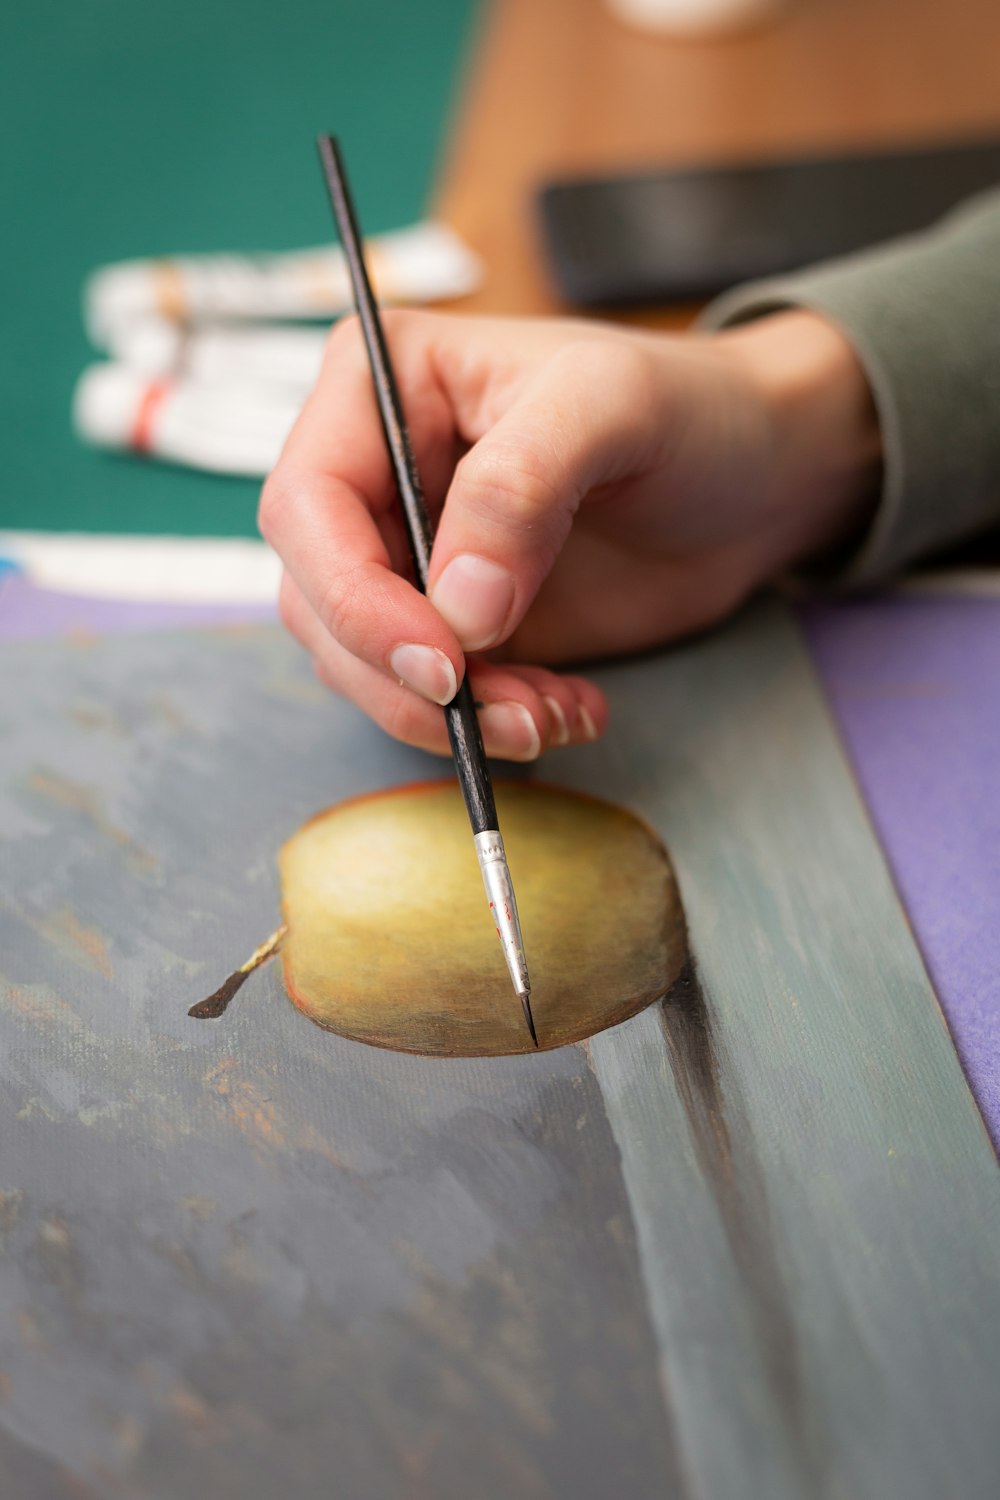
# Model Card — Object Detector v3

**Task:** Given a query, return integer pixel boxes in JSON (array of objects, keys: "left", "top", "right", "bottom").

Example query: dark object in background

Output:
[{"left": 536, "top": 135, "right": 1000, "bottom": 307}]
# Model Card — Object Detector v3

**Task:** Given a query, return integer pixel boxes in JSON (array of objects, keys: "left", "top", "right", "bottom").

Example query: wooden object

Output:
[
  {"left": 1, "top": 604, "right": 998, "bottom": 1496},
  {"left": 278, "top": 781, "right": 686, "bottom": 1055},
  {"left": 434, "top": 0, "right": 1000, "bottom": 323}
]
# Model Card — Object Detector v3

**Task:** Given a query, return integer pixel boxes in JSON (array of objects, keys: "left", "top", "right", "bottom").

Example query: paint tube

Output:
[
  {"left": 105, "top": 318, "right": 329, "bottom": 391},
  {"left": 84, "top": 221, "right": 483, "bottom": 347},
  {"left": 0, "top": 531, "right": 281, "bottom": 603},
  {"left": 73, "top": 364, "right": 302, "bottom": 477}
]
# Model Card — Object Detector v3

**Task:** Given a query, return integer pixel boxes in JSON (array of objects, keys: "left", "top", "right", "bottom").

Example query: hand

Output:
[{"left": 260, "top": 309, "right": 879, "bottom": 759}]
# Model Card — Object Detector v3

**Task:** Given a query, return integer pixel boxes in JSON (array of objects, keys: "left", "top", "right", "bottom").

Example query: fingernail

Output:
[
  {"left": 388, "top": 643, "right": 458, "bottom": 705},
  {"left": 577, "top": 705, "right": 599, "bottom": 742},
  {"left": 430, "top": 554, "right": 515, "bottom": 651},
  {"left": 543, "top": 695, "right": 570, "bottom": 746},
  {"left": 479, "top": 701, "right": 542, "bottom": 761}
]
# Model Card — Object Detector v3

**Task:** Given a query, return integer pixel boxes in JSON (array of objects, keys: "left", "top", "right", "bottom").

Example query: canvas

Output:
[{"left": 1, "top": 600, "right": 997, "bottom": 1498}]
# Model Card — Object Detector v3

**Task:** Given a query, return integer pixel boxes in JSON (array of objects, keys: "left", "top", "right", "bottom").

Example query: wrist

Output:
[{"left": 715, "top": 310, "right": 883, "bottom": 570}]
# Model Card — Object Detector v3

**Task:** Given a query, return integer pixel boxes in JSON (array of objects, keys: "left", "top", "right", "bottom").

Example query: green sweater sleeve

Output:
[{"left": 699, "top": 189, "right": 1000, "bottom": 585}]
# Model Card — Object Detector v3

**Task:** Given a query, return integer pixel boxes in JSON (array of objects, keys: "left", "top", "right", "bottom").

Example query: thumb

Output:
[{"left": 426, "top": 341, "right": 660, "bottom": 651}]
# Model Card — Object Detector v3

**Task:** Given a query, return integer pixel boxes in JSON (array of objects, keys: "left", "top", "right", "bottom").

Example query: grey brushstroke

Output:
[
  {"left": 0, "top": 626, "right": 678, "bottom": 1499},
  {"left": 580, "top": 603, "right": 1000, "bottom": 1500},
  {"left": 4, "top": 607, "right": 999, "bottom": 1499}
]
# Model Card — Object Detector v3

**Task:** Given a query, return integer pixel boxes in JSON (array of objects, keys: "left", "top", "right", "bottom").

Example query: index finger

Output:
[{"left": 258, "top": 315, "right": 467, "bottom": 704}]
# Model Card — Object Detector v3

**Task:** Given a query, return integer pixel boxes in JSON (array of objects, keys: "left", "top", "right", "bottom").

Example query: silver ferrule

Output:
[{"left": 474, "top": 830, "right": 531, "bottom": 998}]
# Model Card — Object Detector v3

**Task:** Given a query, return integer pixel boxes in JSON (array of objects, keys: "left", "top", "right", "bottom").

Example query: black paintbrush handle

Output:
[
  {"left": 318, "top": 135, "right": 499, "bottom": 837},
  {"left": 318, "top": 136, "right": 434, "bottom": 582},
  {"left": 444, "top": 680, "right": 498, "bottom": 834}
]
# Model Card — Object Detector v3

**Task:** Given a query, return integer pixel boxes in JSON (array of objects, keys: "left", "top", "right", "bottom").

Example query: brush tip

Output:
[{"left": 521, "top": 992, "right": 539, "bottom": 1048}]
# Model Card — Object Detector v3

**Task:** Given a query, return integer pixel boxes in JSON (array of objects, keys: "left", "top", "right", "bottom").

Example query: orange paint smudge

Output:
[
  {"left": 3, "top": 982, "right": 85, "bottom": 1037},
  {"left": 203, "top": 1057, "right": 346, "bottom": 1166},
  {"left": 36, "top": 908, "right": 114, "bottom": 980},
  {"left": 27, "top": 768, "right": 159, "bottom": 876}
]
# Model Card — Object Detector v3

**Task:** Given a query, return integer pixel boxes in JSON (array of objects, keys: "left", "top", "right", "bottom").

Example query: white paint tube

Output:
[
  {"left": 84, "top": 220, "right": 483, "bottom": 347},
  {"left": 73, "top": 364, "right": 303, "bottom": 478},
  {"left": 106, "top": 318, "right": 329, "bottom": 391},
  {"left": 0, "top": 532, "right": 281, "bottom": 604}
]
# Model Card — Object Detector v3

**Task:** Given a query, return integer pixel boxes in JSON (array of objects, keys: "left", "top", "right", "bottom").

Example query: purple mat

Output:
[
  {"left": 800, "top": 594, "right": 1000, "bottom": 1149},
  {"left": 4, "top": 572, "right": 997, "bottom": 1148},
  {"left": 0, "top": 569, "right": 277, "bottom": 636}
]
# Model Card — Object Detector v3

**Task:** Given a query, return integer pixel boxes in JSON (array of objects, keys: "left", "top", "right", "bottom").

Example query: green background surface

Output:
[{"left": 1, "top": 0, "right": 478, "bottom": 537}]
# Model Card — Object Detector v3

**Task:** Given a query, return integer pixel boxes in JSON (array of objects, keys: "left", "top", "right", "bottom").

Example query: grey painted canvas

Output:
[{"left": 0, "top": 601, "right": 997, "bottom": 1499}]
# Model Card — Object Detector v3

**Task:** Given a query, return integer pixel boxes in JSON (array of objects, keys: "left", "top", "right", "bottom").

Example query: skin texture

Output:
[{"left": 260, "top": 309, "right": 881, "bottom": 760}]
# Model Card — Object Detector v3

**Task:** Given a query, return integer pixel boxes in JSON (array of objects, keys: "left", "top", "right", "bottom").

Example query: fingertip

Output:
[
  {"left": 428, "top": 552, "right": 516, "bottom": 652},
  {"left": 542, "top": 694, "right": 571, "bottom": 747},
  {"left": 387, "top": 642, "right": 460, "bottom": 706},
  {"left": 561, "top": 676, "right": 609, "bottom": 744},
  {"left": 464, "top": 664, "right": 608, "bottom": 759},
  {"left": 478, "top": 700, "right": 543, "bottom": 762},
  {"left": 576, "top": 704, "right": 599, "bottom": 742}
]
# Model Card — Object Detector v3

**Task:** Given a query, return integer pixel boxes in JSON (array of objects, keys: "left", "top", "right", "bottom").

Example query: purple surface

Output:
[
  {"left": 0, "top": 570, "right": 278, "bottom": 637},
  {"left": 3, "top": 572, "right": 997, "bottom": 1146},
  {"left": 800, "top": 594, "right": 1000, "bottom": 1149}
]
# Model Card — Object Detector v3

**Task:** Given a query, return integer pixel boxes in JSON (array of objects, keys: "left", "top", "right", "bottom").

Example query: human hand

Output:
[{"left": 260, "top": 309, "right": 879, "bottom": 759}]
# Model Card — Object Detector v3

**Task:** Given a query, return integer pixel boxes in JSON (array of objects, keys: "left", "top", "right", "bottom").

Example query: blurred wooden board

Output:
[
  {"left": 1, "top": 600, "right": 998, "bottom": 1496},
  {"left": 434, "top": 0, "right": 1000, "bottom": 323}
]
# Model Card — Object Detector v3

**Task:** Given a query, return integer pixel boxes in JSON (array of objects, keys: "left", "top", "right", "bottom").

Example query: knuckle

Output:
[
  {"left": 616, "top": 345, "right": 661, "bottom": 408},
  {"left": 456, "top": 442, "right": 564, "bottom": 531},
  {"left": 315, "top": 563, "right": 370, "bottom": 647},
  {"left": 578, "top": 337, "right": 656, "bottom": 399},
  {"left": 315, "top": 573, "right": 355, "bottom": 644},
  {"left": 564, "top": 336, "right": 660, "bottom": 407},
  {"left": 257, "top": 468, "right": 297, "bottom": 544}
]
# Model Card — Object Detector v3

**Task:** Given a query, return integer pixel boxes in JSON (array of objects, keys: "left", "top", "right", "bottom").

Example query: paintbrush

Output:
[{"left": 317, "top": 135, "right": 537, "bottom": 1047}]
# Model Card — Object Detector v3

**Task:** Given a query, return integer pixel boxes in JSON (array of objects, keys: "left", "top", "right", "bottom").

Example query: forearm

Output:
[
  {"left": 715, "top": 310, "right": 883, "bottom": 572},
  {"left": 701, "top": 189, "right": 1000, "bottom": 583}
]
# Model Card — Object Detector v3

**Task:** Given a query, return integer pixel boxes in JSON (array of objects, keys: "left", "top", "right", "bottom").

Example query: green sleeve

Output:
[{"left": 699, "top": 190, "right": 1000, "bottom": 585}]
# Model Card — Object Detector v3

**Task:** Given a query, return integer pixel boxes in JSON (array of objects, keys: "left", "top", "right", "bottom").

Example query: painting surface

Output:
[{"left": 1, "top": 602, "right": 998, "bottom": 1499}]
